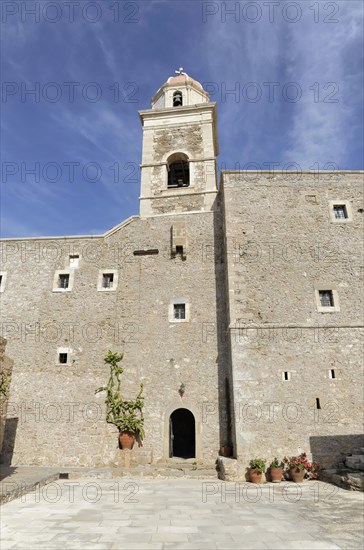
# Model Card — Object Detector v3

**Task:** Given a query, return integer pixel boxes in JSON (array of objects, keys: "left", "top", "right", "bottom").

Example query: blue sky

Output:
[{"left": 1, "top": 0, "right": 363, "bottom": 238}]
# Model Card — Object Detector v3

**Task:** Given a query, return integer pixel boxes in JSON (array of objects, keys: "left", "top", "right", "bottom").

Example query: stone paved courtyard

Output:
[{"left": 1, "top": 477, "right": 363, "bottom": 550}]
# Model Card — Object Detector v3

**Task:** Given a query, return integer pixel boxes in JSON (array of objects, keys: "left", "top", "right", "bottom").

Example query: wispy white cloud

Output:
[{"left": 201, "top": 0, "right": 363, "bottom": 169}]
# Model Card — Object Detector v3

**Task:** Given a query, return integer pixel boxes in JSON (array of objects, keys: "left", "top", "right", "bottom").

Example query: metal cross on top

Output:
[{"left": 175, "top": 67, "right": 186, "bottom": 76}]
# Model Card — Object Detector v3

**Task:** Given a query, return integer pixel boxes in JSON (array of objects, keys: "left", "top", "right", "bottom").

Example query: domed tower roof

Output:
[
  {"left": 166, "top": 74, "right": 204, "bottom": 91},
  {"left": 151, "top": 68, "right": 210, "bottom": 109}
]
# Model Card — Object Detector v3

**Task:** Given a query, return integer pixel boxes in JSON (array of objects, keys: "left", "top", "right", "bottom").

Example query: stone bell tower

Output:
[{"left": 138, "top": 69, "right": 219, "bottom": 217}]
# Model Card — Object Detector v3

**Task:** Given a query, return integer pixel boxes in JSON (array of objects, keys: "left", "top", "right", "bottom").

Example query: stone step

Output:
[
  {"left": 320, "top": 468, "right": 364, "bottom": 491},
  {"left": 154, "top": 469, "right": 217, "bottom": 479},
  {"left": 216, "top": 456, "right": 239, "bottom": 481},
  {"left": 110, "top": 465, "right": 218, "bottom": 479}
]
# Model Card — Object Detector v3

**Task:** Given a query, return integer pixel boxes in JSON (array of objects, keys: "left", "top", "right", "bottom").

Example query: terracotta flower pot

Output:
[
  {"left": 270, "top": 466, "right": 283, "bottom": 483},
  {"left": 290, "top": 467, "right": 306, "bottom": 483},
  {"left": 119, "top": 431, "right": 135, "bottom": 450},
  {"left": 249, "top": 468, "right": 263, "bottom": 483},
  {"left": 220, "top": 446, "right": 232, "bottom": 457}
]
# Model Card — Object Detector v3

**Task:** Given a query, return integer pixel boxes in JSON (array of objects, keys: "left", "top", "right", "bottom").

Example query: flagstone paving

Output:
[{"left": 1, "top": 477, "right": 363, "bottom": 549}]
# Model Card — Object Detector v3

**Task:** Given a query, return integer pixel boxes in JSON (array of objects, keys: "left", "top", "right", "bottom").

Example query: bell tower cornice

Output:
[{"left": 139, "top": 102, "right": 219, "bottom": 157}]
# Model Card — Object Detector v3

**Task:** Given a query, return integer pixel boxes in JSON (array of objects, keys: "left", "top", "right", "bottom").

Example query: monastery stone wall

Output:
[
  {"left": 0, "top": 211, "right": 224, "bottom": 467},
  {"left": 222, "top": 171, "right": 364, "bottom": 467}
]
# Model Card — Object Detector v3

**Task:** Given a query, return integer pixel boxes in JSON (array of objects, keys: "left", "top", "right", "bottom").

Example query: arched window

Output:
[
  {"left": 173, "top": 91, "right": 183, "bottom": 107},
  {"left": 167, "top": 153, "right": 190, "bottom": 188}
]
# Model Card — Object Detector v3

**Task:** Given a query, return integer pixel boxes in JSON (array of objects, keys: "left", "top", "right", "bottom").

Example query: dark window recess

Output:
[
  {"left": 59, "top": 473, "right": 69, "bottom": 479},
  {"left": 330, "top": 369, "right": 336, "bottom": 379},
  {"left": 173, "top": 91, "right": 183, "bottom": 107},
  {"left": 316, "top": 398, "right": 321, "bottom": 410},
  {"left": 102, "top": 273, "right": 114, "bottom": 288},
  {"left": 333, "top": 204, "right": 348, "bottom": 219},
  {"left": 58, "top": 274, "right": 69, "bottom": 289},
  {"left": 0, "top": 275, "right": 2, "bottom": 286},
  {"left": 133, "top": 249, "right": 159, "bottom": 256},
  {"left": 174, "top": 303, "right": 186, "bottom": 320},
  {"left": 59, "top": 353, "right": 68, "bottom": 364},
  {"left": 168, "top": 160, "right": 190, "bottom": 188},
  {"left": 175, "top": 246, "right": 184, "bottom": 257},
  {"left": 319, "top": 290, "right": 334, "bottom": 307},
  {"left": 284, "top": 371, "right": 289, "bottom": 381}
]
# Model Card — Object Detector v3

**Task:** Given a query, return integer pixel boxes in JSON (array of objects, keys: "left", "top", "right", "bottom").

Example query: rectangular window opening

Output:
[
  {"left": 319, "top": 290, "right": 334, "bottom": 307},
  {"left": 58, "top": 274, "right": 70, "bottom": 289},
  {"left": 69, "top": 254, "right": 79, "bottom": 268},
  {"left": 316, "top": 398, "right": 321, "bottom": 410},
  {"left": 173, "top": 303, "right": 186, "bottom": 320},
  {"left": 333, "top": 204, "right": 348, "bottom": 219},
  {"left": 59, "top": 353, "right": 68, "bottom": 364},
  {"left": 284, "top": 371, "right": 289, "bottom": 381},
  {"left": 176, "top": 245, "right": 184, "bottom": 257},
  {"left": 329, "top": 369, "right": 336, "bottom": 379},
  {"left": 59, "top": 473, "right": 69, "bottom": 479},
  {"left": 102, "top": 273, "right": 114, "bottom": 289}
]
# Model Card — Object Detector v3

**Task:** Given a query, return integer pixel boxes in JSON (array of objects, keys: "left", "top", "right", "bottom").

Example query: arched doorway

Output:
[{"left": 169, "top": 408, "right": 195, "bottom": 459}]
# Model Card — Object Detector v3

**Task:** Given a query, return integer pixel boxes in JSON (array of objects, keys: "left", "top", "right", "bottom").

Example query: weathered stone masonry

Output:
[{"left": 0, "top": 73, "right": 362, "bottom": 469}]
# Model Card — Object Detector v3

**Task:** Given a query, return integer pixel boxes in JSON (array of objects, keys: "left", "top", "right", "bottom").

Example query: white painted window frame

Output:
[
  {"left": 97, "top": 269, "right": 118, "bottom": 292},
  {"left": 169, "top": 297, "right": 191, "bottom": 323},
  {"left": 52, "top": 269, "right": 74, "bottom": 292}
]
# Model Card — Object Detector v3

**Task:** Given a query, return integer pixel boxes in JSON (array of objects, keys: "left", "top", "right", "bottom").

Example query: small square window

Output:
[
  {"left": 329, "top": 200, "right": 352, "bottom": 222},
  {"left": 69, "top": 255, "right": 79, "bottom": 268},
  {"left": 58, "top": 274, "right": 70, "bottom": 289},
  {"left": 315, "top": 287, "right": 340, "bottom": 312},
  {"left": 0, "top": 272, "right": 7, "bottom": 292},
  {"left": 102, "top": 273, "right": 114, "bottom": 289},
  {"left": 169, "top": 298, "right": 190, "bottom": 323},
  {"left": 97, "top": 269, "right": 118, "bottom": 291},
  {"left": 59, "top": 353, "right": 68, "bottom": 364},
  {"left": 53, "top": 270, "right": 74, "bottom": 292},
  {"left": 333, "top": 205, "right": 348, "bottom": 219},
  {"left": 319, "top": 290, "right": 334, "bottom": 307},
  {"left": 173, "top": 303, "right": 186, "bottom": 320}
]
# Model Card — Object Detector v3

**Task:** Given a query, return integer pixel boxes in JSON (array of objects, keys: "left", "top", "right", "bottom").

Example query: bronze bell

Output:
[{"left": 173, "top": 92, "right": 183, "bottom": 107}]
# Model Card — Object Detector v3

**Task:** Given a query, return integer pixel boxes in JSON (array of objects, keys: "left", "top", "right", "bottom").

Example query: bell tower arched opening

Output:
[
  {"left": 173, "top": 90, "right": 183, "bottom": 107},
  {"left": 167, "top": 153, "right": 190, "bottom": 188}
]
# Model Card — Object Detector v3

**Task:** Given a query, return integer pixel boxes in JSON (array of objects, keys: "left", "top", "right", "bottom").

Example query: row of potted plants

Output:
[{"left": 249, "top": 452, "right": 321, "bottom": 483}]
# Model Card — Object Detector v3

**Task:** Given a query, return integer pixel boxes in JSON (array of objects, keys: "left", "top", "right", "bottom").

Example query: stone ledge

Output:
[{"left": 320, "top": 468, "right": 364, "bottom": 491}]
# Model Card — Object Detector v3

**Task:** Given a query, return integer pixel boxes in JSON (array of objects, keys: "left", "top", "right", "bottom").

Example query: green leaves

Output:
[
  {"left": 96, "top": 351, "right": 145, "bottom": 440},
  {"left": 249, "top": 458, "right": 266, "bottom": 473},
  {"left": 0, "top": 370, "right": 10, "bottom": 398}
]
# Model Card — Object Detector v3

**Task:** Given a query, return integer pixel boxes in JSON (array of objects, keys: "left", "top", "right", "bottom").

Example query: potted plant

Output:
[
  {"left": 283, "top": 452, "right": 321, "bottom": 482},
  {"left": 96, "top": 351, "right": 145, "bottom": 450},
  {"left": 269, "top": 457, "right": 283, "bottom": 483},
  {"left": 248, "top": 458, "right": 266, "bottom": 483},
  {"left": 219, "top": 445, "right": 233, "bottom": 457}
]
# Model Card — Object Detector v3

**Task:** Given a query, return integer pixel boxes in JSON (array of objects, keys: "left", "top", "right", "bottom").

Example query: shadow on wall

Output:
[
  {"left": 213, "top": 194, "right": 236, "bottom": 457},
  {"left": 310, "top": 434, "right": 364, "bottom": 468},
  {"left": 0, "top": 417, "right": 18, "bottom": 466}
]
